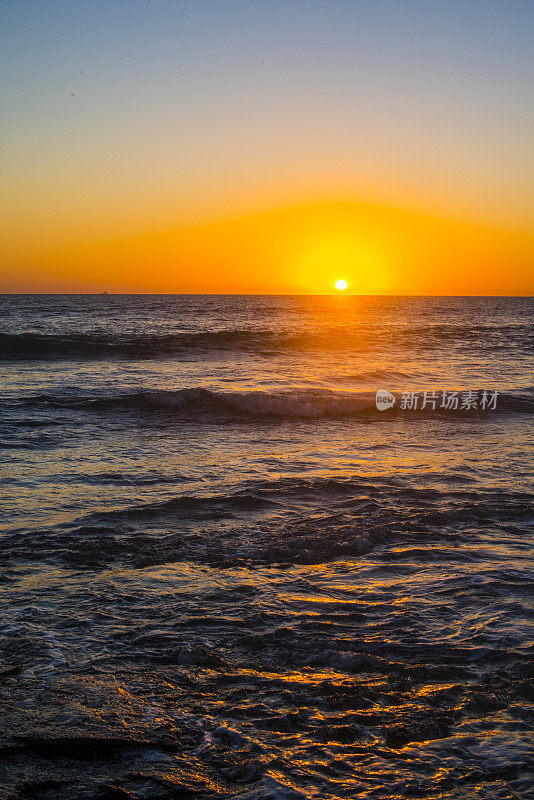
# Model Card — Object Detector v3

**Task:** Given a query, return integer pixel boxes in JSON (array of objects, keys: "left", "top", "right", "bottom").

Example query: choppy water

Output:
[{"left": 0, "top": 294, "right": 533, "bottom": 800}]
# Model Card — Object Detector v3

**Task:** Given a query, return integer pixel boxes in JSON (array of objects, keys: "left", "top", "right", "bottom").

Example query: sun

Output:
[{"left": 334, "top": 279, "right": 348, "bottom": 291}]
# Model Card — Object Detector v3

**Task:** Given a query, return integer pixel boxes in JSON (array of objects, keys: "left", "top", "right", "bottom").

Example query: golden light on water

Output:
[{"left": 335, "top": 279, "right": 348, "bottom": 291}]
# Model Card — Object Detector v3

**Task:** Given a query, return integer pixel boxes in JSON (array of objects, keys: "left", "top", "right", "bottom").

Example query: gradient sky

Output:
[{"left": 1, "top": 0, "right": 533, "bottom": 293}]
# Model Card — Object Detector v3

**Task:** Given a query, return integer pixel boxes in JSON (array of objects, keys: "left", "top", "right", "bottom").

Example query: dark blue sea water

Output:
[{"left": 0, "top": 295, "right": 533, "bottom": 800}]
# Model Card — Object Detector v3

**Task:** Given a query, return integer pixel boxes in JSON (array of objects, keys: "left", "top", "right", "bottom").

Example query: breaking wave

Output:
[{"left": 14, "top": 386, "right": 534, "bottom": 419}]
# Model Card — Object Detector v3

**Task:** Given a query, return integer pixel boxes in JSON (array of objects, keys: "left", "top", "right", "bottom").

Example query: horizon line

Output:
[{"left": 0, "top": 292, "right": 532, "bottom": 298}]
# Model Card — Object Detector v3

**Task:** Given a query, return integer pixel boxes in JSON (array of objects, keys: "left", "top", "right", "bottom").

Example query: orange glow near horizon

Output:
[{"left": 2, "top": 200, "right": 532, "bottom": 295}]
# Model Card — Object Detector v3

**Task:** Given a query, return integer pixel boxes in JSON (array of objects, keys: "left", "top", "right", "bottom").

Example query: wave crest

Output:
[
  {"left": 16, "top": 387, "right": 534, "bottom": 419},
  {"left": 1, "top": 322, "right": 531, "bottom": 360}
]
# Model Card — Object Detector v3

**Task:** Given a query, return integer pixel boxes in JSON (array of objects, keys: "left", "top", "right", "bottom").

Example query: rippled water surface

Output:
[{"left": 0, "top": 295, "right": 532, "bottom": 799}]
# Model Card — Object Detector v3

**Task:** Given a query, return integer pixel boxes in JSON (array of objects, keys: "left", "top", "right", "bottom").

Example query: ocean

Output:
[{"left": 0, "top": 294, "right": 532, "bottom": 800}]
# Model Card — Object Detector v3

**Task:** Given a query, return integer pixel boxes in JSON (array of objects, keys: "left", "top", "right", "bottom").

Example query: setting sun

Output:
[{"left": 335, "top": 279, "right": 348, "bottom": 291}]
